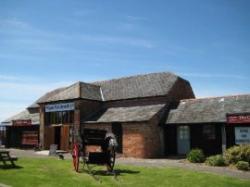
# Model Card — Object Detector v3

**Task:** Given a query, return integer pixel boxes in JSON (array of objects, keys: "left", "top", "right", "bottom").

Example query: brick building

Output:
[
  {"left": 36, "top": 72, "right": 194, "bottom": 158},
  {"left": 1, "top": 72, "right": 250, "bottom": 158}
]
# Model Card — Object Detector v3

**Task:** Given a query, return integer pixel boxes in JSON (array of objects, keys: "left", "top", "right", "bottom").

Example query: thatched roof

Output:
[
  {"left": 94, "top": 72, "right": 180, "bottom": 101},
  {"left": 36, "top": 72, "right": 188, "bottom": 104},
  {"left": 84, "top": 104, "right": 165, "bottom": 123},
  {"left": 1, "top": 110, "right": 40, "bottom": 126},
  {"left": 166, "top": 94, "right": 250, "bottom": 124},
  {"left": 35, "top": 82, "right": 102, "bottom": 104}
]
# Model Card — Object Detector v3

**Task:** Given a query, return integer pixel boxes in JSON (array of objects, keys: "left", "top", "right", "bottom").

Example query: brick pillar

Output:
[{"left": 39, "top": 104, "right": 45, "bottom": 149}]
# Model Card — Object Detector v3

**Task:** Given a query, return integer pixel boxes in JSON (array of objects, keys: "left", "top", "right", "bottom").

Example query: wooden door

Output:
[
  {"left": 44, "top": 127, "right": 54, "bottom": 149},
  {"left": 60, "top": 126, "right": 69, "bottom": 151}
]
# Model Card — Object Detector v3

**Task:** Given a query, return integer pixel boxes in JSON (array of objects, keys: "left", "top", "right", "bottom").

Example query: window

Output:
[
  {"left": 203, "top": 125, "right": 216, "bottom": 140},
  {"left": 45, "top": 111, "right": 74, "bottom": 125},
  {"left": 178, "top": 126, "right": 190, "bottom": 140}
]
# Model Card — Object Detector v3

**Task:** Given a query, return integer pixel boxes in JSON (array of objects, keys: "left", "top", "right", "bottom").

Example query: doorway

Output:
[
  {"left": 54, "top": 126, "right": 61, "bottom": 149},
  {"left": 177, "top": 126, "right": 190, "bottom": 155},
  {"left": 112, "top": 123, "right": 123, "bottom": 153}
]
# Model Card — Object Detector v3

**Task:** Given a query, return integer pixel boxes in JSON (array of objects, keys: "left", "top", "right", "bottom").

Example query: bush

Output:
[
  {"left": 236, "top": 161, "right": 249, "bottom": 171},
  {"left": 224, "top": 145, "right": 250, "bottom": 165},
  {"left": 205, "top": 155, "right": 226, "bottom": 166},
  {"left": 187, "top": 149, "right": 205, "bottom": 163}
]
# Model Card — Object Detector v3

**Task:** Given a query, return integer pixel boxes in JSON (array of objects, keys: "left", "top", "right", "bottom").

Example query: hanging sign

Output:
[
  {"left": 235, "top": 127, "right": 250, "bottom": 144},
  {"left": 45, "top": 102, "right": 75, "bottom": 112}
]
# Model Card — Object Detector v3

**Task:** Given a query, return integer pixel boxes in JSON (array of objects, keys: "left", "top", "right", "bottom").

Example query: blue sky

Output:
[{"left": 0, "top": 0, "right": 250, "bottom": 122}]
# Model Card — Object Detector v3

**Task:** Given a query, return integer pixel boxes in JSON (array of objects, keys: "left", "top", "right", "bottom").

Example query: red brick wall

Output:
[
  {"left": 122, "top": 117, "right": 163, "bottom": 158},
  {"left": 83, "top": 118, "right": 163, "bottom": 158}
]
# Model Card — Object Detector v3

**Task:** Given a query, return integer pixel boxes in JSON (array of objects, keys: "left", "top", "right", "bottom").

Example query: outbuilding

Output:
[
  {"left": 166, "top": 95, "right": 250, "bottom": 155},
  {"left": 1, "top": 107, "right": 40, "bottom": 149}
]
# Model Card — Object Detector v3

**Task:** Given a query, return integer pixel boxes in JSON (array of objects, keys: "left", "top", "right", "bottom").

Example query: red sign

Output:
[
  {"left": 22, "top": 131, "right": 38, "bottom": 145},
  {"left": 12, "top": 120, "right": 32, "bottom": 126},
  {"left": 227, "top": 114, "right": 250, "bottom": 124}
]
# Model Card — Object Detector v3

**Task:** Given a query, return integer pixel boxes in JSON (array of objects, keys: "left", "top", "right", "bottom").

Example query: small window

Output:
[
  {"left": 203, "top": 125, "right": 216, "bottom": 140},
  {"left": 178, "top": 126, "right": 190, "bottom": 140}
]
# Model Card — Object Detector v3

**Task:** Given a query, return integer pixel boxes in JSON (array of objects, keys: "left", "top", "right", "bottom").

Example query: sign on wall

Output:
[
  {"left": 227, "top": 114, "right": 250, "bottom": 124},
  {"left": 235, "top": 127, "right": 250, "bottom": 145},
  {"left": 45, "top": 102, "right": 75, "bottom": 112},
  {"left": 13, "top": 120, "right": 32, "bottom": 126},
  {"left": 22, "top": 131, "right": 39, "bottom": 145}
]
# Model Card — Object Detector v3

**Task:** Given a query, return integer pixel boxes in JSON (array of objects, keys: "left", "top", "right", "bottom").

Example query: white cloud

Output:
[
  {"left": 179, "top": 72, "right": 247, "bottom": 80},
  {"left": 0, "top": 75, "right": 24, "bottom": 81},
  {"left": 126, "top": 15, "right": 148, "bottom": 21},
  {"left": 0, "top": 102, "right": 26, "bottom": 123},
  {"left": 0, "top": 18, "right": 31, "bottom": 29},
  {"left": 0, "top": 77, "right": 73, "bottom": 122},
  {"left": 73, "top": 9, "right": 95, "bottom": 17},
  {"left": 81, "top": 34, "right": 154, "bottom": 48}
]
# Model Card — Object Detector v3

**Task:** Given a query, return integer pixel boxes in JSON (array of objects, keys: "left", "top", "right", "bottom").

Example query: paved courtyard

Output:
[{"left": 2, "top": 148, "right": 250, "bottom": 180}]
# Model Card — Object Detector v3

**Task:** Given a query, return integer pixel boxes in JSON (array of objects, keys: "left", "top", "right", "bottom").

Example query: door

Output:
[
  {"left": 164, "top": 126, "right": 177, "bottom": 155},
  {"left": 112, "top": 123, "right": 123, "bottom": 153},
  {"left": 54, "top": 127, "right": 61, "bottom": 149},
  {"left": 60, "top": 126, "right": 69, "bottom": 151},
  {"left": 177, "top": 126, "right": 190, "bottom": 155},
  {"left": 44, "top": 127, "right": 55, "bottom": 149}
]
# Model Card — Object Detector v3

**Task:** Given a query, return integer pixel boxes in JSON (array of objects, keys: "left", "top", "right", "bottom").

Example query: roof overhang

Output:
[{"left": 83, "top": 104, "right": 166, "bottom": 124}]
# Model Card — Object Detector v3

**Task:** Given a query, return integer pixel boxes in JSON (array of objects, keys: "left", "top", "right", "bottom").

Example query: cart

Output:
[{"left": 72, "top": 128, "right": 117, "bottom": 173}]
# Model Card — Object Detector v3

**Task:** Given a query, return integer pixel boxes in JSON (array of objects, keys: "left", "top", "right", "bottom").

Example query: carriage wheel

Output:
[
  {"left": 72, "top": 143, "right": 79, "bottom": 172},
  {"left": 107, "top": 146, "right": 116, "bottom": 172}
]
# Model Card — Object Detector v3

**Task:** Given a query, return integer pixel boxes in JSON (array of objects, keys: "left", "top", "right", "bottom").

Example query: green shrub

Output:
[
  {"left": 236, "top": 161, "right": 249, "bottom": 171},
  {"left": 187, "top": 149, "right": 205, "bottom": 163},
  {"left": 224, "top": 144, "right": 250, "bottom": 164},
  {"left": 205, "top": 155, "right": 226, "bottom": 166}
]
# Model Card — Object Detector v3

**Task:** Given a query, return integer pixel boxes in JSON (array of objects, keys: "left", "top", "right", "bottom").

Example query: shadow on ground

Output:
[
  {"left": 78, "top": 166, "right": 140, "bottom": 176},
  {"left": 0, "top": 165, "right": 23, "bottom": 169},
  {"left": 91, "top": 169, "right": 140, "bottom": 176}
]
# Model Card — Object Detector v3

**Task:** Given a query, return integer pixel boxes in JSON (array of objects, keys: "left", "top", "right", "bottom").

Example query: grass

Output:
[{"left": 0, "top": 158, "right": 250, "bottom": 187}]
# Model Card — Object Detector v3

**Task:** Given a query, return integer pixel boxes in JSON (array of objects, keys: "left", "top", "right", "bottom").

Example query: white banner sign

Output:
[
  {"left": 235, "top": 127, "right": 250, "bottom": 145},
  {"left": 45, "top": 102, "right": 75, "bottom": 112}
]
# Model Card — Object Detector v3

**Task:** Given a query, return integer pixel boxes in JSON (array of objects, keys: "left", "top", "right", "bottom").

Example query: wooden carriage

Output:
[{"left": 72, "top": 128, "right": 117, "bottom": 173}]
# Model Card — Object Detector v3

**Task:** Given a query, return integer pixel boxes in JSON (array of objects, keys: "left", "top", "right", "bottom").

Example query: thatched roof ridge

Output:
[
  {"left": 166, "top": 94, "right": 250, "bottom": 124},
  {"left": 84, "top": 104, "right": 165, "bottom": 123}
]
